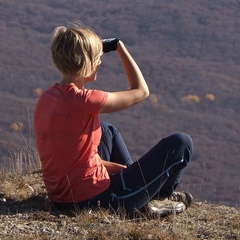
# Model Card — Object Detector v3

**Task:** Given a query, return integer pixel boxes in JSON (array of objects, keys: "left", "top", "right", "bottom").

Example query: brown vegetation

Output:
[
  {"left": 0, "top": 170, "right": 239, "bottom": 239},
  {"left": 0, "top": 0, "right": 240, "bottom": 208}
]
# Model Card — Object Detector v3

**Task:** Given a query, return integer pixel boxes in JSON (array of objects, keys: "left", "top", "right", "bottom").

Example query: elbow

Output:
[
  {"left": 143, "top": 87, "right": 150, "bottom": 100},
  {"left": 132, "top": 86, "right": 150, "bottom": 102},
  {"left": 138, "top": 88, "right": 149, "bottom": 102},
  {"left": 146, "top": 88, "right": 150, "bottom": 98}
]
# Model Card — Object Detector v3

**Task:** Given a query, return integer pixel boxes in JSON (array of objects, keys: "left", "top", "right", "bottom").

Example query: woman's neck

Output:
[{"left": 58, "top": 75, "right": 85, "bottom": 89}]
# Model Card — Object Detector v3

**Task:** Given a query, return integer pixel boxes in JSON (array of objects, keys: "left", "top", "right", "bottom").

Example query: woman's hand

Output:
[{"left": 102, "top": 160, "right": 127, "bottom": 174}]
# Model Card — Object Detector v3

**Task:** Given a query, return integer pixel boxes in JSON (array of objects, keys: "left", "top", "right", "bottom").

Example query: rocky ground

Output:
[{"left": 0, "top": 171, "right": 239, "bottom": 239}]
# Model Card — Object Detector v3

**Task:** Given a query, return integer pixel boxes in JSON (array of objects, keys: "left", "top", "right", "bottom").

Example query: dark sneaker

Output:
[
  {"left": 168, "top": 192, "right": 193, "bottom": 208},
  {"left": 146, "top": 199, "right": 186, "bottom": 217}
]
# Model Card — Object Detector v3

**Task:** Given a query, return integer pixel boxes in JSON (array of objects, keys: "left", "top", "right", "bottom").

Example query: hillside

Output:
[{"left": 0, "top": 0, "right": 240, "bottom": 207}]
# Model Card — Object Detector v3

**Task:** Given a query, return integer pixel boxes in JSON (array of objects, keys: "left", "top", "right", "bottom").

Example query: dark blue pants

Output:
[
  {"left": 95, "top": 122, "right": 193, "bottom": 214},
  {"left": 98, "top": 122, "right": 134, "bottom": 167},
  {"left": 55, "top": 122, "right": 193, "bottom": 215}
]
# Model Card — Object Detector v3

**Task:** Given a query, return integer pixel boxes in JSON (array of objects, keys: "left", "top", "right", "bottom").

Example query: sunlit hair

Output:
[{"left": 51, "top": 23, "right": 103, "bottom": 78}]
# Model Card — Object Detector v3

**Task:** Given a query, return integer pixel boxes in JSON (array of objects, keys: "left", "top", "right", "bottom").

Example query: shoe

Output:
[
  {"left": 146, "top": 192, "right": 193, "bottom": 217},
  {"left": 168, "top": 191, "right": 193, "bottom": 208},
  {"left": 146, "top": 199, "right": 186, "bottom": 217}
]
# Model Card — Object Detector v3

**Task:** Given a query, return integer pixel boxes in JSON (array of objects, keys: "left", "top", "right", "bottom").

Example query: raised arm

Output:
[{"left": 100, "top": 40, "right": 149, "bottom": 113}]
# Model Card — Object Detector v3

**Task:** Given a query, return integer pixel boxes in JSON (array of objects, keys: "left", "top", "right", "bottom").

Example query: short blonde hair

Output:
[{"left": 51, "top": 24, "right": 103, "bottom": 78}]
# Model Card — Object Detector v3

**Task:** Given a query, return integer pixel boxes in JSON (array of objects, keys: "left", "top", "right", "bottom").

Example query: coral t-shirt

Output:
[{"left": 34, "top": 83, "right": 110, "bottom": 203}]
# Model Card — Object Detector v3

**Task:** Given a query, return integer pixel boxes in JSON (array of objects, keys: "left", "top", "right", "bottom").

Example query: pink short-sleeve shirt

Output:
[{"left": 34, "top": 83, "right": 110, "bottom": 203}]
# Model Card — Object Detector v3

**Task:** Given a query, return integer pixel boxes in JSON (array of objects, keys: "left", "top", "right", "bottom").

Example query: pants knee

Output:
[
  {"left": 162, "top": 132, "right": 193, "bottom": 162},
  {"left": 101, "top": 121, "right": 113, "bottom": 130},
  {"left": 176, "top": 133, "right": 193, "bottom": 162},
  {"left": 101, "top": 121, "right": 119, "bottom": 137},
  {"left": 175, "top": 133, "right": 193, "bottom": 150}
]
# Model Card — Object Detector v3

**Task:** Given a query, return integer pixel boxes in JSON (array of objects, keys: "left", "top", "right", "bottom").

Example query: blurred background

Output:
[{"left": 0, "top": 0, "right": 239, "bottom": 207}]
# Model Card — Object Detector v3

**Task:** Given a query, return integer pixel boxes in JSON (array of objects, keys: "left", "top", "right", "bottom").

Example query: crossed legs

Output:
[{"left": 98, "top": 122, "right": 193, "bottom": 214}]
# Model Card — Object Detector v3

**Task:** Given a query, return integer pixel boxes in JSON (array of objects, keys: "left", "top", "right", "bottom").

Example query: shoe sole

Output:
[{"left": 147, "top": 201, "right": 186, "bottom": 217}]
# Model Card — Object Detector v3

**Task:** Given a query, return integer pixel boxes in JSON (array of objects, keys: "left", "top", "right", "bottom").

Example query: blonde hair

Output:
[{"left": 51, "top": 24, "right": 103, "bottom": 78}]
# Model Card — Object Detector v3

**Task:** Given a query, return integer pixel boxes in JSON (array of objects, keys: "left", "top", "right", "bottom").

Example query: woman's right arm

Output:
[{"left": 100, "top": 40, "right": 149, "bottom": 113}]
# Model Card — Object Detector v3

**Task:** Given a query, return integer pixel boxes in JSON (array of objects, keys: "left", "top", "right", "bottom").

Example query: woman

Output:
[{"left": 34, "top": 23, "right": 193, "bottom": 217}]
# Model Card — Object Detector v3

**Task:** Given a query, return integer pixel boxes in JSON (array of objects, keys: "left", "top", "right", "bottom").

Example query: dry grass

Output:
[{"left": 0, "top": 170, "right": 239, "bottom": 240}]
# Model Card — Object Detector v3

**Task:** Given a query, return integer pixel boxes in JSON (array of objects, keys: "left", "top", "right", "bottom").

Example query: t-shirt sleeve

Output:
[{"left": 82, "top": 90, "right": 108, "bottom": 116}]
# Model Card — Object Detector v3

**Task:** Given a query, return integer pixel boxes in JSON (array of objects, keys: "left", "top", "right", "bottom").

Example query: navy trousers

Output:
[
  {"left": 93, "top": 122, "right": 193, "bottom": 214},
  {"left": 55, "top": 122, "right": 193, "bottom": 215}
]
